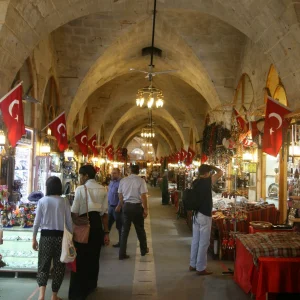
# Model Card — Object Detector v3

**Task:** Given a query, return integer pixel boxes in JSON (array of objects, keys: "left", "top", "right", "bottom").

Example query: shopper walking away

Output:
[
  {"left": 69, "top": 165, "right": 110, "bottom": 300},
  {"left": 33, "top": 176, "right": 72, "bottom": 300},
  {"left": 152, "top": 169, "right": 159, "bottom": 187},
  {"left": 116, "top": 164, "right": 148, "bottom": 260},
  {"left": 189, "top": 164, "right": 223, "bottom": 276},
  {"left": 108, "top": 168, "right": 122, "bottom": 247}
]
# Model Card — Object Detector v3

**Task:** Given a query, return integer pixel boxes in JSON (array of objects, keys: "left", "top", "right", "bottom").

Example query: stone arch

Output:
[
  {"left": 41, "top": 76, "right": 60, "bottom": 130},
  {"left": 189, "top": 129, "right": 194, "bottom": 148},
  {"left": 12, "top": 58, "right": 35, "bottom": 127},
  {"left": 234, "top": 73, "right": 254, "bottom": 120},
  {"left": 107, "top": 106, "right": 185, "bottom": 147},
  {"left": 265, "top": 65, "right": 288, "bottom": 106}
]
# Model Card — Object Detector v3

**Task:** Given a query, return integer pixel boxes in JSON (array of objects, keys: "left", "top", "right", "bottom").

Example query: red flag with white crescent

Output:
[
  {"left": 47, "top": 112, "right": 68, "bottom": 152},
  {"left": 88, "top": 134, "right": 99, "bottom": 156},
  {"left": 262, "top": 97, "right": 291, "bottom": 157},
  {"left": 186, "top": 147, "right": 196, "bottom": 166},
  {"left": 0, "top": 83, "right": 26, "bottom": 147},
  {"left": 234, "top": 108, "right": 248, "bottom": 132},
  {"left": 180, "top": 148, "right": 188, "bottom": 161},
  {"left": 105, "top": 144, "right": 114, "bottom": 160},
  {"left": 75, "top": 127, "right": 88, "bottom": 156}
]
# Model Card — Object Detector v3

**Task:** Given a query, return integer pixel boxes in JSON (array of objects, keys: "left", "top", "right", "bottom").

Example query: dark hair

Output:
[
  {"left": 79, "top": 164, "right": 96, "bottom": 179},
  {"left": 131, "top": 164, "right": 140, "bottom": 175},
  {"left": 198, "top": 164, "right": 211, "bottom": 175},
  {"left": 46, "top": 176, "right": 62, "bottom": 196}
]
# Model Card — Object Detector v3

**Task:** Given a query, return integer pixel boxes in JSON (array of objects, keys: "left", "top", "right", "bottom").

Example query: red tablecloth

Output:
[{"left": 234, "top": 238, "right": 300, "bottom": 300}]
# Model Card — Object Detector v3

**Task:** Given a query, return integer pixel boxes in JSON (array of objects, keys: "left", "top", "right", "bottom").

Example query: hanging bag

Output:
[
  {"left": 73, "top": 185, "right": 90, "bottom": 244},
  {"left": 60, "top": 199, "right": 76, "bottom": 263}
]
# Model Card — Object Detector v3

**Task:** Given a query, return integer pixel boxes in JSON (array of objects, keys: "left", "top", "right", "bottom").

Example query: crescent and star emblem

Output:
[
  {"left": 268, "top": 112, "right": 282, "bottom": 135},
  {"left": 92, "top": 140, "right": 96, "bottom": 147},
  {"left": 81, "top": 135, "right": 87, "bottom": 144},
  {"left": 9, "top": 99, "right": 19, "bottom": 121},
  {"left": 57, "top": 123, "right": 66, "bottom": 137}
]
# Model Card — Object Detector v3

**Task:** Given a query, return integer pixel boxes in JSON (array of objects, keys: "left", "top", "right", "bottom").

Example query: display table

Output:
[{"left": 234, "top": 235, "right": 300, "bottom": 299}]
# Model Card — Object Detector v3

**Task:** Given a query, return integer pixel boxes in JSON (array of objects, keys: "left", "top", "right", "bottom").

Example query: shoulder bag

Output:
[
  {"left": 73, "top": 185, "right": 90, "bottom": 244},
  {"left": 60, "top": 199, "right": 76, "bottom": 263}
]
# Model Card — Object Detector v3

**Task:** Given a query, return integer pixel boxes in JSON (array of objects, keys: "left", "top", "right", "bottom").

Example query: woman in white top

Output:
[
  {"left": 33, "top": 176, "right": 72, "bottom": 300},
  {"left": 69, "top": 165, "right": 110, "bottom": 300}
]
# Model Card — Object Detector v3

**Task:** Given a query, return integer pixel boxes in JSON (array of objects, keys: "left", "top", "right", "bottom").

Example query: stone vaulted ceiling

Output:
[{"left": 1, "top": 0, "right": 300, "bottom": 156}]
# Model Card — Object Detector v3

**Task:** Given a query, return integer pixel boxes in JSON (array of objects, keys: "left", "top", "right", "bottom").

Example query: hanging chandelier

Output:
[
  {"left": 136, "top": 86, "right": 164, "bottom": 109},
  {"left": 142, "top": 142, "right": 152, "bottom": 147},
  {"left": 141, "top": 127, "right": 155, "bottom": 138}
]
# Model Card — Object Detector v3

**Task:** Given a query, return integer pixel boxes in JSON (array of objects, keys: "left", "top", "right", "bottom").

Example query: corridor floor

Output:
[{"left": 0, "top": 186, "right": 250, "bottom": 300}]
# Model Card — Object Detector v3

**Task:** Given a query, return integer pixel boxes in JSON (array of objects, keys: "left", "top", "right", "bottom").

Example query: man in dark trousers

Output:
[
  {"left": 116, "top": 164, "right": 148, "bottom": 260},
  {"left": 108, "top": 168, "right": 122, "bottom": 247},
  {"left": 189, "top": 164, "right": 223, "bottom": 275}
]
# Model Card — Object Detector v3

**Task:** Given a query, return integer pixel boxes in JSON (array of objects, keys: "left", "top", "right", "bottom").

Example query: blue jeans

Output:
[
  {"left": 190, "top": 212, "right": 212, "bottom": 271},
  {"left": 108, "top": 205, "right": 123, "bottom": 243}
]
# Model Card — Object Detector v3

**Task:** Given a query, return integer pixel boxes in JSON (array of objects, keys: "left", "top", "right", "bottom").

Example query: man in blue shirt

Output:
[{"left": 108, "top": 168, "right": 122, "bottom": 247}]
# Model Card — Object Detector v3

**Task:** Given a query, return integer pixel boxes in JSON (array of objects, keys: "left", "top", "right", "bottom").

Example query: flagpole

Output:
[
  {"left": 41, "top": 111, "right": 66, "bottom": 131},
  {"left": 0, "top": 81, "right": 23, "bottom": 103}
]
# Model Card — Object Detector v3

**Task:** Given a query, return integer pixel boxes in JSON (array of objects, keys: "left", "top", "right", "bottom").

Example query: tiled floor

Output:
[{"left": 0, "top": 187, "right": 250, "bottom": 300}]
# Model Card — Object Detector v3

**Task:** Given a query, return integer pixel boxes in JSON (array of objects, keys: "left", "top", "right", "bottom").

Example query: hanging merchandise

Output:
[{"left": 0, "top": 83, "right": 26, "bottom": 147}]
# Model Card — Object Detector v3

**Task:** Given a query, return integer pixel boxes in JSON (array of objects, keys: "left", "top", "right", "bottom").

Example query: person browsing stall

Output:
[
  {"left": 189, "top": 164, "right": 223, "bottom": 276},
  {"left": 108, "top": 168, "right": 122, "bottom": 247},
  {"left": 116, "top": 164, "right": 149, "bottom": 260}
]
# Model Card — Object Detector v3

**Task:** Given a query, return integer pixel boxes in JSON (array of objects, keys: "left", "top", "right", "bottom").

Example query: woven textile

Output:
[{"left": 237, "top": 232, "right": 300, "bottom": 265}]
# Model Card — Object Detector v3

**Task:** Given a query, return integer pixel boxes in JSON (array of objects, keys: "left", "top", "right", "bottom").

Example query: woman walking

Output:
[
  {"left": 33, "top": 176, "right": 72, "bottom": 300},
  {"left": 69, "top": 165, "right": 110, "bottom": 300}
]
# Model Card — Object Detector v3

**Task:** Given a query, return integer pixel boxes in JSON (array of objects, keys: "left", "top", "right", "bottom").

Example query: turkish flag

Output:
[
  {"left": 262, "top": 97, "right": 291, "bottom": 157},
  {"left": 201, "top": 153, "right": 208, "bottom": 163},
  {"left": 0, "top": 83, "right": 25, "bottom": 147},
  {"left": 88, "top": 134, "right": 99, "bottom": 156},
  {"left": 186, "top": 147, "right": 196, "bottom": 166},
  {"left": 75, "top": 127, "right": 88, "bottom": 156},
  {"left": 105, "top": 144, "right": 114, "bottom": 160},
  {"left": 234, "top": 108, "right": 248, "bottom": 132},
  {"left": 180, "top": 148, "right": 188, "bottom": 161},
  {"left": 175, "top": 151, "right": 181, "bottom": 162},
  {"left": 48, "top": 112, "right": 68, "bottom": 152},
  {"left": 249, "top": 121, "right": 259, "bottom": 139}
]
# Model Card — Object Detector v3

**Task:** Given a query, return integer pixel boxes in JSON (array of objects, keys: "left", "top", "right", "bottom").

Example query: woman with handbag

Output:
[
  {"left": 32, "top": 176, "right": 72, "bottom": 300},
  {"left": 69, "top": 165, "right": 110, "bottom": 300}
]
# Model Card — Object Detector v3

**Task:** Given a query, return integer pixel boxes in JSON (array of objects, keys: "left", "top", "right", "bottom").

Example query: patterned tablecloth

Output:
[{"left": 236, "top": 232, "right": 300, "bottom": 265}]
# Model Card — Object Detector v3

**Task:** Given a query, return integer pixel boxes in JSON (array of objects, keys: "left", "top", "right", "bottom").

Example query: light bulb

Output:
[
  {"left": 156, "top": 98, "right": 163, "bottom": 108},
  {"left": 147, "top": 97, "right": 154, "bottom": 109},
  {"left": 136, "top": 98, "right": 140, "bottom": 106},
  {"left": 140, "top": 97, "right": 144, "bottom": 107}
]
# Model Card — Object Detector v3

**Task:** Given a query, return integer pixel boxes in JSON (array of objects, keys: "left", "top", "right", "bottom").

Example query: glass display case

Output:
[{"left": 0, "top": 228, "right": 39, "bottom": 276}]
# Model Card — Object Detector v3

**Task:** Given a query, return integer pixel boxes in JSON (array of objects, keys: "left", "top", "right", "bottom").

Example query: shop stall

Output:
[{"left": 234, "top": 232, "right": 300, "bottom": 300}]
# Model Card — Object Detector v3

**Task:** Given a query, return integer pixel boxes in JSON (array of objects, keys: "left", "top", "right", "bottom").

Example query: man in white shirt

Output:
[{"left": 116, "top": 165, "right": 148, "bottom": 260}]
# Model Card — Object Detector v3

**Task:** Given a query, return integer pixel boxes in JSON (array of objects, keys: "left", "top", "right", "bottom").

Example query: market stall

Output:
[{"left": 234, "top": 232, "right": 300, "bottom": 299}]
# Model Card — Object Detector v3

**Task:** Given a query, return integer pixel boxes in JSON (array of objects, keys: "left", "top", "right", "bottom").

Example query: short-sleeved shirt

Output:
[
  {"left": 108, "top": 179, "right": 120, "bottom": 206},
  {"left": 193, "top": 177, "right": 212, "bottom": 217},
  {"left": 71, "top": 179, "right": 108, "bottom": 216},
  {"left": 118, "top": 174, "right": 148, "bottom": 204}
]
